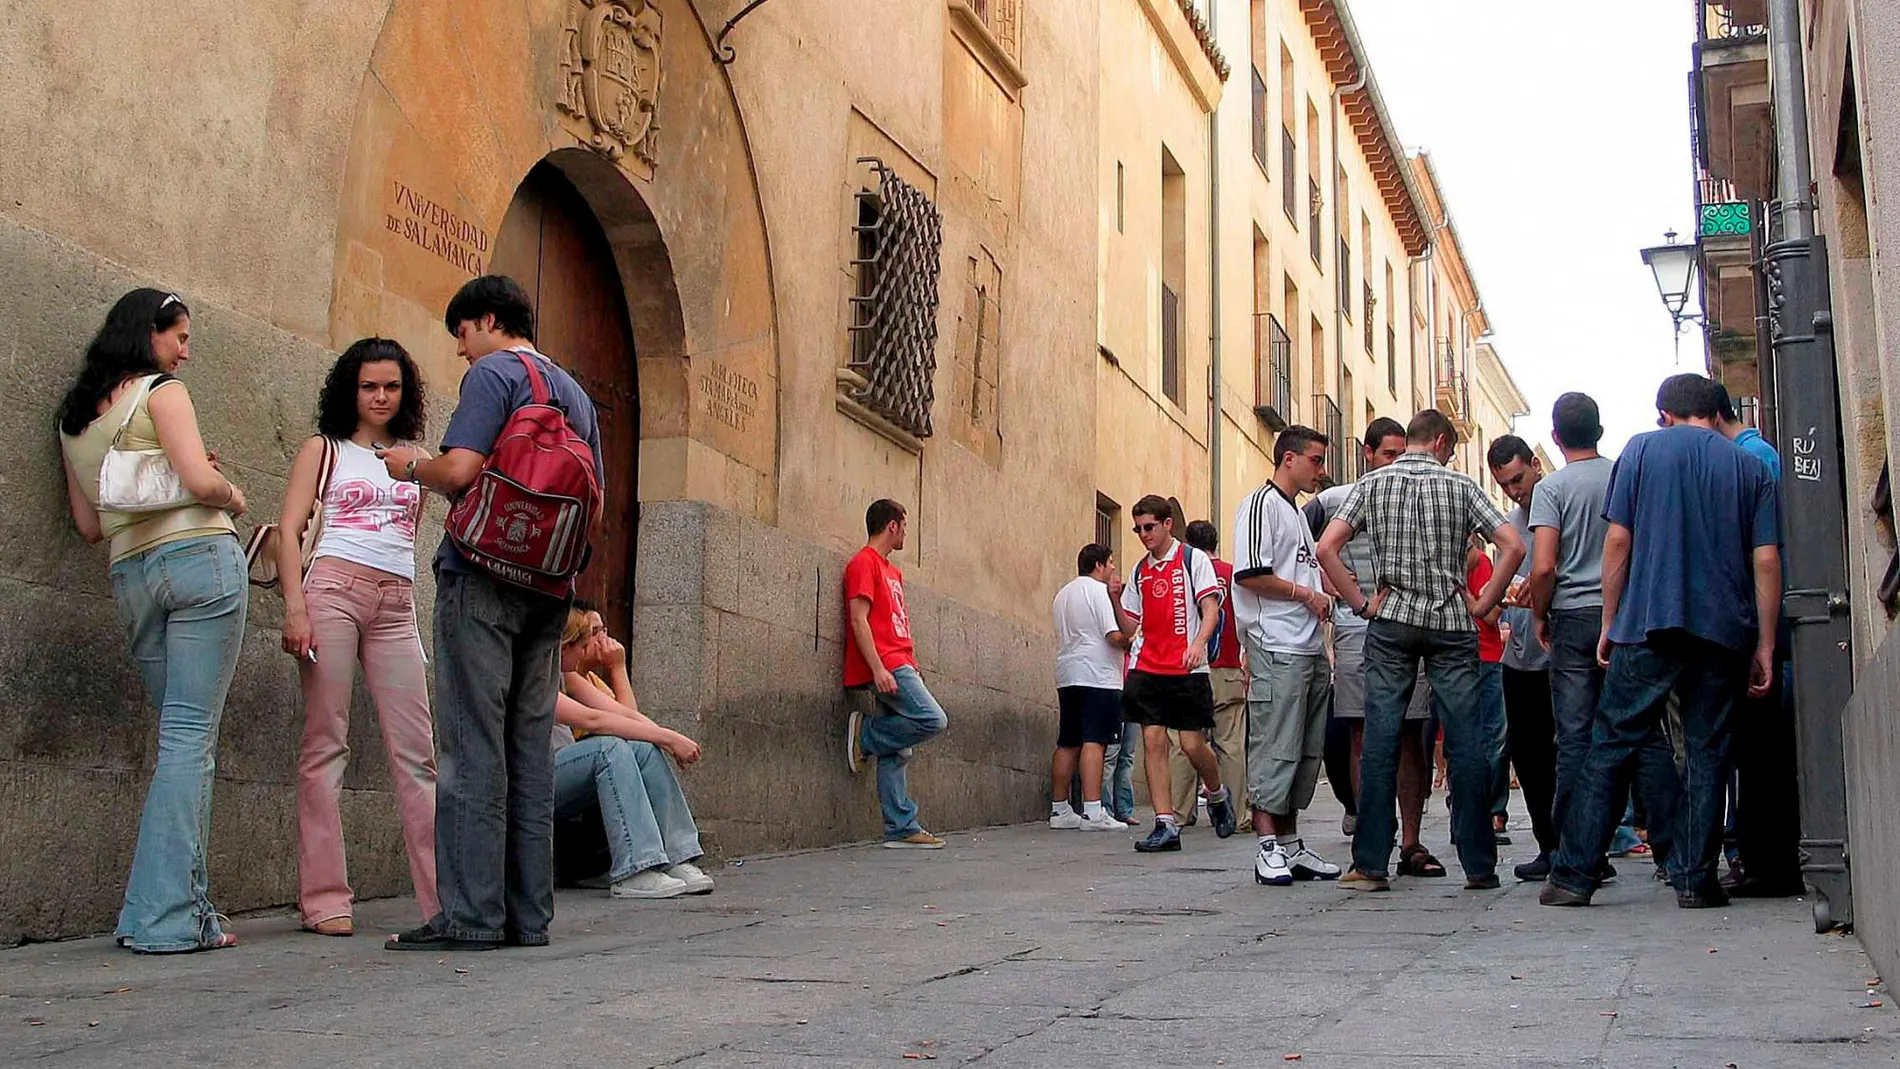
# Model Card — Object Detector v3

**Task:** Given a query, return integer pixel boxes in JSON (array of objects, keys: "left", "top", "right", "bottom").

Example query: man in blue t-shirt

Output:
[
  {"left": 377, "top": 275, "right": 603, "bottom": 952},
  {"left": 1543, "top": 374, "right": 1780, "bottom": 910}
]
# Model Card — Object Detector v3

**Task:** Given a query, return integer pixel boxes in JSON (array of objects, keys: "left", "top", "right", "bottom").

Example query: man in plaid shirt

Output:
[{"left": 1315, "top": 410, "right": 1525, "bottom": 891}]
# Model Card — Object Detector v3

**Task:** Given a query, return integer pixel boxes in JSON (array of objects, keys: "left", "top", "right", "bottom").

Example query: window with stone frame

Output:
[{"left": 843, "top": 158, "right": 943, "bottom": 441}]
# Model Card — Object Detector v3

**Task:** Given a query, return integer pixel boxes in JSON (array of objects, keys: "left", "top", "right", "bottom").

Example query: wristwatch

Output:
[
  {"left": 1352, "top": 601, "right": 1374, "bottom": 620},
  {"left": 403, "top": 456, "right": 421, "bottom": 482}
]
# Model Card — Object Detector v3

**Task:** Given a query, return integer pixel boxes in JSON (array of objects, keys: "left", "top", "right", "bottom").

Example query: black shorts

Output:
[
  {"left": 1121, "top": 670, "right": 1216, "bottom": 733},
  {"left": 1057, "top": 686, "right": 1123, "bottom": 747}
]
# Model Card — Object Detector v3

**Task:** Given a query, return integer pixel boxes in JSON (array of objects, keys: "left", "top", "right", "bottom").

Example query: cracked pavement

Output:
[{"left": 4, "top": 791, "right": 1898, "bottom": 1068}]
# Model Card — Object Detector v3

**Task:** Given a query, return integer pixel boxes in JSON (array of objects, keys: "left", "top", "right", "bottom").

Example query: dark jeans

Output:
[
  {"left": 431, "top": 568, "right": 568, "bottom": 945},
  {"left": 1355, "top": 620, "right": 1495, "bottom": 879},
  {"left": 1324, "top": 698, "right": 1356, "bottom": 815},
  {"left": 1480, "top": 662, "right": 1508, "bottom": 818},
  {"left": 1501, "top": 666, "right": 1559, "bottom": 854},
  {"left": 1551, "top": 632, "right": 1744, "bottom": 896},
  {"left": 1548, "top": 608, "right": 1678, "bottom": 868},
  {"left": 1734, "top": 656, "right": 1802, "bottom": 887}
]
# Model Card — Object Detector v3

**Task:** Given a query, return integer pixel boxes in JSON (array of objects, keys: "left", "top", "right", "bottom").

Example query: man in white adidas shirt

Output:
[
  {"left": 1049, "top": 543, "right": 1132, "bottom": 831},
  {"left": 1230, "top": 426, "right": 1343, "bottom": 885}
]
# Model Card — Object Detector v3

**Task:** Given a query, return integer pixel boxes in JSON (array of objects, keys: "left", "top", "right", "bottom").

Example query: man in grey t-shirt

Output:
[{"left": 1527, "top": 392, "right": 1676, "bottom": 882}]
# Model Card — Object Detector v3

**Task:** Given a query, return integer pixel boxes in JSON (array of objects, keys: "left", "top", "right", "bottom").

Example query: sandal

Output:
[{"left": 1397, "top": 843, "right": 1448, "bottom": 878}]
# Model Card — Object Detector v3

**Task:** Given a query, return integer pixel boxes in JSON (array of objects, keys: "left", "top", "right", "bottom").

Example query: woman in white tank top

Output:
[{"left": 275, "top": 339, "right": 437, "bottom": 937}]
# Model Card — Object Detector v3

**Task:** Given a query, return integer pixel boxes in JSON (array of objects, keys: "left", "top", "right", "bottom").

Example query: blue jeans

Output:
[
  {"left": 1551, "top": 632, "right": 1741, "bottom": 896},
  {"left": 1549, "top": 608, "right": 1678, "bottom": 871},
  {"left": 1356, "top": 620, "right": 1494, "bottom": 879},
  {"left": 857, "top": 666, "right": 948, "bottom": 838},
  {"left": 108, "top": 535, "right": 248, "bottom": 952},
  {"left": 554, "top": 736, "right": 702, "bottom": 880},
  {"left": 1480, "top": 661, "right": 1509, "bottom": 818},
  {"left": 431, "top": 568, "right": 567, "bottom": 945},
  {"left": 1105, "top": 721, "right": 1137, "bottom": 821}
]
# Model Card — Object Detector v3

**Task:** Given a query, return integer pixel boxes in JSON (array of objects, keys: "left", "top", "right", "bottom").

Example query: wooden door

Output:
[{"left": 491, "top": 161, "right": 640, "bottom": 637}]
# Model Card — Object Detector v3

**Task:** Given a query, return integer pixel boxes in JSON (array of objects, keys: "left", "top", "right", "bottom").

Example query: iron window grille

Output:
[
  {"left": 1251, "top": 67, "right": 1269, "bottom": 169},
  {"left": 1364, "top": 284, "right": 1376, "bottom": 352},
  {"left": 1386, "top": 325, "right": 1397, "bottom": 395},
  {"left": 1161, "top": 282, "right": 1183, "bottom": 406},
  {"left": 1339, "top": 238, "right": 1353, "bottom": 320},
  {"left": 1314, "top": 393, "right": 1344, "bottom": 478},
  {"left": 1253, "top": 312, "right": 1293, "bottom": 431},
  {"left": 846, "top": 157, "right": 943, "bottom": 439},
  {"left": 1343, "top": 436, "right": 1366, "bottom": 483},
  {"left": 1282, "top": 128, "right": 1298, "bottom": 223},
  {"left": 1308, "top": 179, "right": 1323, "bottom": 263}
]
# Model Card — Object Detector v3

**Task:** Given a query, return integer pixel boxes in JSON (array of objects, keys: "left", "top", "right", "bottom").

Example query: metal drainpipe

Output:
[
  {"left": 1331, "top": 67, "right": 1368, "bottom": 440},
  {"left": 1206, "top": 1, "right": 1223, "bottom": 529}
]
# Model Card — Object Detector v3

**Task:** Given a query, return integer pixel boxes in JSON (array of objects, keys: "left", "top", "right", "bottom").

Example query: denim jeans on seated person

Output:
[
  {"left": 1104, "top": 720, "right": 1137, "bottom": 821},
  {"left": 1355, "top": 620, "right": 1496, "bottom": 880},
  {"left": 1550, "top": 631, "right": 1741, "bottom": 896},
  {"left": 554, "top": 736, "right": 702, "bottom": 881},
  {"left": 109, "top": 534, "right": 248, "bottom": 952},
  {"left": 855, "top": 666, "right": 948, "bottom": 839}
]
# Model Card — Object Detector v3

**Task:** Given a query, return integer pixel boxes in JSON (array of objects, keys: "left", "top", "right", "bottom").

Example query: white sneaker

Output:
[
  {"left": 846, "top": 708, "right": 867, "bottom": 774},
  {"left": 1286, "top": 841, "right": 1342, "bottom": 881},
  {"left": 665, "top": 862, "right": 715, "bottom": 895},
  {"left": 1049, "top": 810, "right": 1083, "bottom": 830},
  {"left": 1078, "top": 811, "right": 1127, "bottom": 831},
  {"left": 611, "top": 869, "right": 690, "bottom": 899},
  {"left": 1255, "top": 842, "right": 1293, "bottom": 886}
]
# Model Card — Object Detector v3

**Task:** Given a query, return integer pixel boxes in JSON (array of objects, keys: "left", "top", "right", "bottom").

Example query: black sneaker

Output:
[
  {"left": 1207, "top": 790, "right": 1238, "bottom": 839},
  {"left": 385, "top": 922, "right": 500, "bottom": 952},
  {"left": 1513, "top": 853, "right": 1552, "bottom": 882},
  {"left": 1597, "top": 861, "right": 1619, "bottom": 884},
  {"left": 1135, "top": 821, "right": 1182, "bottom": 853}
]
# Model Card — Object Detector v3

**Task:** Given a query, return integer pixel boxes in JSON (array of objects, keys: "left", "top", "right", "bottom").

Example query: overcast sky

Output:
[{"left": 1346, "top": 0, "right": 1698, "bottom": 460}]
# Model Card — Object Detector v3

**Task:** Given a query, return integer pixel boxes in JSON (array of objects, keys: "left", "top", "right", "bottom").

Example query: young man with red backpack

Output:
[{"left": 376, "top": 275, "right": 603, "bottom": 951}]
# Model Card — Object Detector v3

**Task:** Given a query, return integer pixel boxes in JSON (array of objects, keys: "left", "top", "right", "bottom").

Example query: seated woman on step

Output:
[{"left": 554, "top": 606, "right": 713, "bottom": 899}]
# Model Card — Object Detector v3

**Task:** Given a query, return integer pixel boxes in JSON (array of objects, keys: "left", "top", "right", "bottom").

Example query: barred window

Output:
[{"left": 845, "top": 158, "right": 943, "bottom": 440}]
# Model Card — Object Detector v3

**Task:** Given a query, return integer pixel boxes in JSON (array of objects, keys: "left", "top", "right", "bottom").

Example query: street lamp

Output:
[{"left": 1640, "top": 229, "right": 1704, "bottom": 364}]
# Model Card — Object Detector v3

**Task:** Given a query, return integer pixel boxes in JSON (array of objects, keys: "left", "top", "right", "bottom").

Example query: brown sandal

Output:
[
  {"left": 1397, "top": 843, "right": 1447, "bottom": 878},
  {"left": 305, "top": 917, "right": 354, "bottom": 937}
]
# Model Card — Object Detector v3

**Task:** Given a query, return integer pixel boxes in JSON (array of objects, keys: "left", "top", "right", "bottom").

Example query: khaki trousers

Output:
[{"left": 1165, "top": 666, "right": 1249, "bottom": 816}]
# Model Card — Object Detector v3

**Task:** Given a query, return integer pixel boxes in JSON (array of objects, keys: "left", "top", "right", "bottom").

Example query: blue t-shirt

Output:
[
  {"left": 1604, "top": 425, "right": 1779, "bottom": 652},
  {"left": 1733, "top": 427, "right": 1782, "bottom": 481},
  {"left": 435, "top": 347, "right": 603, "bottom": 575}
]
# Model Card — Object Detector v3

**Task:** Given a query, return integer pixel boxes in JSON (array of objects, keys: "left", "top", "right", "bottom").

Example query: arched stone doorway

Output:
[{"left": 491, "top": 157, "right": 643, "bottom": 634}]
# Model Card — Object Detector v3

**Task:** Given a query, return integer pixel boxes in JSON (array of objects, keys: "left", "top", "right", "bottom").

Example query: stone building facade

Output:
[{"left": 0, "top": 0, "right": 1097, "bottom": 943}]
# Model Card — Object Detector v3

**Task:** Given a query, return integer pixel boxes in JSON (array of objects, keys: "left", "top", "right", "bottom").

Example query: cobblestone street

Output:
[{"left": 5, "top": 793, "right": 1896, "bottom": 1068}]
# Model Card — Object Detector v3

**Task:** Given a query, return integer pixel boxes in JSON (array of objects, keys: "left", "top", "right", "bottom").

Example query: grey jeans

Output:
[{"left": 432, "top": 567, "right": 568, "bottom": 945}]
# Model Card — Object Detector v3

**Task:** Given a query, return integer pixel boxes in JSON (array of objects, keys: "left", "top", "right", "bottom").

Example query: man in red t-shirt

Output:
[
  {"left": 1164, "top": 521, "right": 1247, "bottom": 822},
  {"left": 842, "top": 499, "right": 947, "bottom": 849},
  {"left": 1114, "top": 496, "right": 1236, "bottom": 853}
]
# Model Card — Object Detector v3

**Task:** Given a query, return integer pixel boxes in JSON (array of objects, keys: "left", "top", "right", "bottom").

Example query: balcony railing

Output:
[
  {"left": 1253, "top": 312, "right": 1293, "bottom": 431},
  {"left": 1308, "top": 178, "right": 1323, "bottom": 263},
  {"left": 1251, "top": 68, "right": 1269, "bottom": 169},
  {"left": 965, "top": 0, "right": 1020, "bottom": 59},
  {"left": 1314, "top": 393, "right": 1344, "bottom": 478},
  {"left": 1699, "top": 0, "right": 1766, "bottom": 44},
  {"left": 1342, "top": 436, "right": 1366, "bottom": 483},
  {"left": 1435, "top": 340, "right": 1469, "bottom": 419},
  {"left": 1161, "top": 282, "right": 1182, "bottom": 405}
]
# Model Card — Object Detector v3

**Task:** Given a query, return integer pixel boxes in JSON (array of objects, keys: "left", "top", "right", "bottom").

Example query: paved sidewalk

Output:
[{"left": 4, "top": 793, "right": 1896, "bottom": 1069}]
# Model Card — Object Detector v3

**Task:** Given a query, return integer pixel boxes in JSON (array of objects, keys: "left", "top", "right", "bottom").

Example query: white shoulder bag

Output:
[{"left": 97, "top": 376, "right": 197, "bottom": 514}]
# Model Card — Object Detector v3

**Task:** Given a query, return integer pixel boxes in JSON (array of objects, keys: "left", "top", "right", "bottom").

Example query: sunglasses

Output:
[
  {"left": 158, "top": 293, "right": 182, "bottom": 311},
  {"left": 1133, "top": 521, "right": 1166, "bottom": 535}
]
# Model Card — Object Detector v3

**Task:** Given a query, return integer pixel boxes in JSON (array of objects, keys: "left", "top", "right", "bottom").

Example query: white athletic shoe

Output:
[
  {"left": 611, "top": 869, "right": 690, "bottom": 899},
  {"left": 1078, "top": 811, "right": 1127, "bottom": 831},
  {"left": 846, "top": 709, "right": 867, "bottom": 774},
  {"left": 1286, "top": 841, "right": 1343, "bottom": 881},
  {"left": 665, "top": 862, "right": 715, "bottom": 895},
  {"left": 1050, "top": 810, "right": 1083, "bottom": 830},
  {"left": 1255, "top": 843, "right": 1294, "bottom": 886}
]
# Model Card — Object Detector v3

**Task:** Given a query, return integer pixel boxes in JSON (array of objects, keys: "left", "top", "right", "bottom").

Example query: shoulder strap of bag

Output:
[
  {"left": 512, "top": 349, "right": 552, "bottom": 408},
  {"left": 313, "top": 437, "right": 339, "bottom": 500},
  {"left": 108, "top": 375, "right": 164, "bottom": 450}
]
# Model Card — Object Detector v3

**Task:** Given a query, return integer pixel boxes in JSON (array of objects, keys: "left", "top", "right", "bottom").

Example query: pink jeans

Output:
[{"left": 296, "top": 556, "right": 438, "bottom": 925}]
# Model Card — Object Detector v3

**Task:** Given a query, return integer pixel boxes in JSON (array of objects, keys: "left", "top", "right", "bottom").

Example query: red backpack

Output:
[{"left": 445, "top": 350, "right": 601, "bottom": 597}]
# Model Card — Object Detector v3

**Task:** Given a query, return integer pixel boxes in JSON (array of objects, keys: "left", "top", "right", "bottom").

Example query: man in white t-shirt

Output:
[
  {"left": 1231, "top": 426, "right": 1343, "bottom": 886},
  {"left": 1049, "top": 543, "right": 1133, "bottom": 832}
]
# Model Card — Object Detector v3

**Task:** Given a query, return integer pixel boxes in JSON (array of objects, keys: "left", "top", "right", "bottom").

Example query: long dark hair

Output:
[
  {"left": 316, "top": 338, "right": 428, "bottom": 442},
  {"left": 57, "top": 289, "right": 189, "bottom": 436}
]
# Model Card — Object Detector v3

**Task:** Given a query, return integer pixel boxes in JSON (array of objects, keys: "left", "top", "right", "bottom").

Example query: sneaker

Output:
[
  {"left": 884, "top": 831, "right": 946, "bottom": 849},
  {"left": 1207, "top": 790, "right": 1238, "bottom": 839},
  {"left": 666, "top": 862, "right": 715, "bottom": 895},
  {"left": 1341, "top": 813, "right": 1357, "bottom": 836},
  {"left": 1078, "top": 811, "right": 1127, "bottom": 831},
  {"left": 1255, "top": 843, "right": 1293, "bottom": 886},
  {"left": 1538, "top": 881, "right": 1592, "bottom": 907},
  {"left": 1286, "top": 842, "right": 1342, "bottom": 881},
  {"left": 1339, "top": 869, "right": 1390, "bottom": 892},
  {"left": 846, "top": 708, "right": 867, "bottom": 774},
  {"left": 1134, "top": 821, "right": 1182, "bottom": 853},
  {"left": 612, "top": 869, "right": 690, "bottom": 899},
  {"left": 1513, "top": 853, "right": 1552, "bottom": 882},
  {"left": 1597, "top": 861, "right": 1619, "bottom": 884},
  {"left": 1049, "top": 810, "right": 1083, "bottom": 830}
]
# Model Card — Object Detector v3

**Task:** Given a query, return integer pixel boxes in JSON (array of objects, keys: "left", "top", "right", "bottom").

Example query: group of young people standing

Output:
[
  {"left": 1040, "top": 380, "right": 1783, "bottom": 908},
  {"left": 58, "top": 276, "right": 712, "bottom": 955}
]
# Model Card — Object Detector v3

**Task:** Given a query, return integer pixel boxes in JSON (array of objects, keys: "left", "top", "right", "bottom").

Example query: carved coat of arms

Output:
[{"left": 558, "top": 0, "right": 663, "bottom": 170}]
